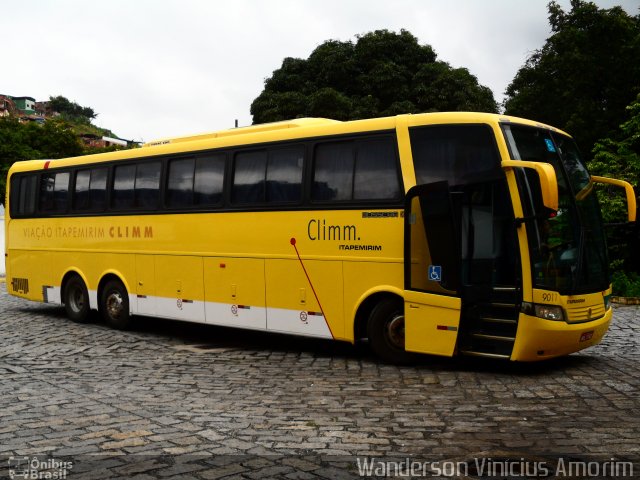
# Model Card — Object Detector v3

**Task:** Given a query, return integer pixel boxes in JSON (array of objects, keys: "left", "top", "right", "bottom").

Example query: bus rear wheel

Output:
[
  {"left": 63, "top": 275, "right": 90, "bottom": 323},
  {"left": 367, "top": 298, "right": 414, "bottom": 364},
  {"left": 100, "top": 279, "right": 132, "bottom": 330}
]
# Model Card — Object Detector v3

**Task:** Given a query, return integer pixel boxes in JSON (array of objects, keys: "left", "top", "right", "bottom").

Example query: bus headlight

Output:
[
  {"left": 604, "top": 294, "right": 611, "bottom": 310},
  {"left": 534, "top": 304, "right": 565, "bottom": 321}
]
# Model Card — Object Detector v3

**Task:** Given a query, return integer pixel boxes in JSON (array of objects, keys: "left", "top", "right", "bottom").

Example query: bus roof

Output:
[
  {"left": 7, "top": 112, "right": 570, "bottom": 174},
  {"left": 142, "top": 118, "right": 342, "bottom": 147}
]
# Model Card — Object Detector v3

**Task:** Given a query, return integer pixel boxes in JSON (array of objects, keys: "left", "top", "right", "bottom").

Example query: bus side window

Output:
[
  {"left": 112, "top": 164, "right": 136, "bottom": 210},
  {"left": 232, "top": 148, "right": 302, "bottom": 205},
  {"left": 194, "top": 154, "right": 225, "bottom": 206},
  {"left": 112, "top": 162, "right": 160, "bottom": 211},
  {"left": 89, "top": 168, "right": 108, "bottom": 211},
  {"left": 312, "top": 142, "right": 354, "bottom": 202},
  {"left": 39, "top": 171, "right": 69, "bottom": 214},
  {"left": 167, "top": 158, "right": 195, "bottom": 208},
  {"left": 74, "top": 169, "right": 91, "bottom": 210},
  {"left": 74, "top": 167, "right": 108, "bottom": 212},
  {"left": 10, "top": 174, "right": 37, "bottom": 217},
  {"left": 410, "top": 125, "right": 501, "bottom": 186},
  {"left": 354, "top": 138, "right": 400, "bottom": 200},
  {"left": 232, "top": 150, "right": 267, "bottom": 204},
  {"left": 135, "top": 161, "right": 161, "bottom": 209},
  {"left": 266, "top": 147, "right": 303, "bottom": 203},
  {"left": 312, "top": 137, "right": 400, "bottom": 202}
]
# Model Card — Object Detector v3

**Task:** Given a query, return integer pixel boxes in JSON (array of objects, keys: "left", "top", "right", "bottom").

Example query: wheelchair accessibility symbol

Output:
[{"left": 428, "top": 265, "right": 442, "bottom": 282}]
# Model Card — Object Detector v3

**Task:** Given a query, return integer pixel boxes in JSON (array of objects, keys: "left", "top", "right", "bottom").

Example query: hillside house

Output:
[
  {"left": 0, "top": 95, "right": 17, "bottom": 117},
  {"left": 12, "top": 96, "right": 37, "bottom": 115}
]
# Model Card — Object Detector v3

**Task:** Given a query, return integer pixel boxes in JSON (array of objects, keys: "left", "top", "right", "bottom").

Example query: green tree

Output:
[
  {"left": 49, "top": 95, "right": 97, "bottom": 123},
  {"left": 504, "top": 0, "right": 640, "bottom": 155},
  {"left": 0, "top": 117, "right": 83, "bottom": 204},
  {"left": 251, "top": 29, "right": 498, "bottom": 124},
  {"left": 590, "top": 94, "right": 640, "bottom": 295},
  {"left": 590, "top": 93, "right": 640, "bottom": 222}
]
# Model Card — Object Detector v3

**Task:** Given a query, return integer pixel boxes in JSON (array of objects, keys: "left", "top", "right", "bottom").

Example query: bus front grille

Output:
[{"left": 565, "top": 304, "right": 605, "bottom": 323}]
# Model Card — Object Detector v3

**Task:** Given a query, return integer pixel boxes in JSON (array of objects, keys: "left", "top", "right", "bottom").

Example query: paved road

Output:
[{"left": 1, "top": 284, "right": 639, "bottom": 479}]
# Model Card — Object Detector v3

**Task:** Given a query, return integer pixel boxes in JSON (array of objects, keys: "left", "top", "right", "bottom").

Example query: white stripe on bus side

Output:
[{"left": 48, "top": 285, "right": 333, "bottom": 340}]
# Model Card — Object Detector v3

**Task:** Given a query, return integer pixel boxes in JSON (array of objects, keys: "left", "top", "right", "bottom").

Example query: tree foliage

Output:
[
  {"left": 251, "top": 29, "right": 498, "bottom": 124},
  {"left": 590, "top": 94, "right": 640, "bottom": 294},
  {"left": 590, "top": 94, "right": 640, "bottom": 222},
  {"left": 504, "top": 0, "right": 640, "bottom": 155},
  {"left": 0, "top": 117, "right": 84, "bottom": 204},
  {"left": 49, "top": 95, "right": 97, "bottom": 123}
]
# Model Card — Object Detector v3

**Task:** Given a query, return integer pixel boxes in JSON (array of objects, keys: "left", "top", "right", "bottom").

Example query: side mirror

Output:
[
  {"left": 591, "top": 176, "right": 637, "bottom": 223},
  {"left": 501, "top": 160, "right": 559, "bottom": 212}
]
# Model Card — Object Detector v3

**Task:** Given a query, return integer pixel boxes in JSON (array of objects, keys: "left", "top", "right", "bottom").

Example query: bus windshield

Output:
[{"left": 503, "top": 124, "right": 609, "bottom": 294}]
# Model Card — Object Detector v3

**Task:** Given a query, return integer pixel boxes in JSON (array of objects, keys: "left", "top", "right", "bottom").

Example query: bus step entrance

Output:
[{"left": 458, "top": 286, "right": 520, "bottom": 359}]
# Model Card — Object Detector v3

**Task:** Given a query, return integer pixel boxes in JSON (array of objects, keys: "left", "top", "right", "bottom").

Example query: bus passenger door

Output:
[{"left": 404, "top": 182, "right": 462, "bottom": 356}]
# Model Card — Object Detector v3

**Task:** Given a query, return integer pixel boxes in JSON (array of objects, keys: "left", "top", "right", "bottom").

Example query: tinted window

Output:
[
  {"left": 266, "top": 147, "right": 303, "bottom": 202},
  {"left": 89, "top": 168, "right": 108, "bottom": 210},
  {"left": 194, "top": 154, "right": 225, "bottom": 205},
  {"left": 312, "top": 142, "right": 354, "bottom": 201},
  {"left": 39, "top": 174, "right": 55, "bottom": 211},
  {"left": 312, "top": 137, "right": 400, "bottom": 202},
  {"left": 23, "top": 176, "right": 37, "bottom": 215},
  {"left": 354, "top": 138, "right": 400, "bottom": 200},
  {"left": 73, "top": 170, "right": 91, "bottom": 210},
  {"left": 112, "top": 164, "right": 136, "bottom": 209},
  {"left": 167, "top": 154, "right": 225, "bottom": 208},
  {"left": 112, "top": 162, "right": 160, "bottom": 210},
  {"left": 167, "top": 158, "right": 195, "bottom": 208},
  {"left": 232, "top": 151, "right": 266, "bottom": 204},
  {"left": 18, "top": 175, "right": 37, "bottom": 216},
  {"left": 232, "top": 147, "right": 304, "bottom": 205},
  {"left": 54, "top": 173, "right": 70, "bottom": 212},
  {"left": 75, "top": 167, "right": 108, "bottom": 212},
  {"left": 410, "top": 125, "right": 501, "bottom": 186},
  {"left": 135, "top": 162, "right": 161, "bottom": 209},
  {"left": 39, "top": 172, "right": 69, "bottom": 213},
  {"left": 10, "top": 174, "right": 37, "bottom": 217}
]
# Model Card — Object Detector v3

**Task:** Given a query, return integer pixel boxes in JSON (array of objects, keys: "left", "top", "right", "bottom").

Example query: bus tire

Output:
[
  {"left": 63, "top": 275, "right": 90, "bottom": 323},
  {"left": 367, "top": 298, "right": 414, "bottom": 364},
  {"left": 100, "top": 279, "right": 132, "bottom": 330}
]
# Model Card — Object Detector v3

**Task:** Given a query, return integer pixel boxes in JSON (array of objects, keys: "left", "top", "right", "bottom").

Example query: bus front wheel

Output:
[
  {"left": 63, "top": 275, "right": 90, "bottom": 323},
  {"left": 367, "top": 298, "right": 414, "bottom": 364},
  {"left": 100, "top": 279, "right": 132, "bottom": 330}
]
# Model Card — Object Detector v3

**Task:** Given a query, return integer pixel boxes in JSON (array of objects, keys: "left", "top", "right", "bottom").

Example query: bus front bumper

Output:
[{"left": 510, "top": 308, "right": 612, "bottom": 361}]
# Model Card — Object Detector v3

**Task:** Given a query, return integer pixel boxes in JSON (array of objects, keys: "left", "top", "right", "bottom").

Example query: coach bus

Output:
[{"left": 5, "top": 113, "right": 637, "bottom": 363}]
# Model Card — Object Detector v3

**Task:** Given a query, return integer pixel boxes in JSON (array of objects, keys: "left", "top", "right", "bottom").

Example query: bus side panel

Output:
[
  {"left": 343, "top": 261, "right": 404, "bottom": 342},
  {"left": 7, "top": 250, "right": 138, "bottom": 309},
  {"left": 203, "top": 257, "right": 267, "bottom": 330},
  {"left": 265, "top": 259, "right": 343, "bottom": 339},
  {"left": 154, "top": 255, "right": 205, "bottom": 322},
  {"left": 135, "top": 255, "right": 156, "bottom": 316},
  {"left": 6, "top": 249, "right": 48, "bottom": 302}
]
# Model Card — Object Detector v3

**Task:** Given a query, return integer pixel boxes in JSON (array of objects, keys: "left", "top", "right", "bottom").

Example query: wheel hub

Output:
[
  {"left": 106, "top": 292, "right": 124, "bottom": 319},
  {"left": 69, "top": 287, "right": 84, "bottom": 312},
  {"left": 387, "top": 314, "right": 405, "bottom": 349}
]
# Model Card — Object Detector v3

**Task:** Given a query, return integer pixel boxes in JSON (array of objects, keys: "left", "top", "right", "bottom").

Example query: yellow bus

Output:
[{"left": 5, "top": 113, "right": 637, "bottom": 363}]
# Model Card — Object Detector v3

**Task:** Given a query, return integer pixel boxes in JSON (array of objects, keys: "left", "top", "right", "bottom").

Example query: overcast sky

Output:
[{"left": 2, "top": 0, "right": 638, "bottom": 142}]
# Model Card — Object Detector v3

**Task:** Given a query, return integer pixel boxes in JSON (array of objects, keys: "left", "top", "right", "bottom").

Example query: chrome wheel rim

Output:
[
  {"left": 106, "top": 291, "right": 124, "bottom": 319},
  {"left": 387, "top": 314, "right": 405, "bottom": 349},
  {"left": 69, "top": 285, "right": 84, "bottom": 313}
]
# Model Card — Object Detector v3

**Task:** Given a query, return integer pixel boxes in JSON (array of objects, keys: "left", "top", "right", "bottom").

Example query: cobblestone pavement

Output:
[{"left": 1, "top": 282, "right": 639, "bottom": 479}]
